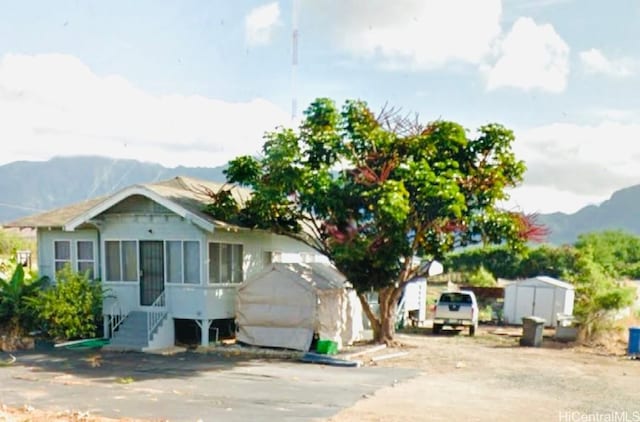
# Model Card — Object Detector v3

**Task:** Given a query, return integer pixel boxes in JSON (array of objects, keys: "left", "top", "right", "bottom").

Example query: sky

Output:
[{"left": 0, "top": 0, "right": 639, "bottom": 214}]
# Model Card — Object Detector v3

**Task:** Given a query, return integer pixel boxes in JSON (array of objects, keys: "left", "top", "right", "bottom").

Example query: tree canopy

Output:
[{"left": 210, "top": 98, "right": 537, "bottom": 342}]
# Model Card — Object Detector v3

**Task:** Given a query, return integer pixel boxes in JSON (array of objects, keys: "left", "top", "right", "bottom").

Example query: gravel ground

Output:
[{"left": 329, "top": 326, "right": 640, "bottom": 422}]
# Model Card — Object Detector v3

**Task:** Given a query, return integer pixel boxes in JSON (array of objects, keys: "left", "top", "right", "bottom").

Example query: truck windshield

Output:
[{"left": 439, "top": 293, "right": 472, "bottom": 304}]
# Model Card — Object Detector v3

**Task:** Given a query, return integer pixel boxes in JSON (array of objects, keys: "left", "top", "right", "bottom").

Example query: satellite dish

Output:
[{"left": 418, "top": 260, "right": 443, "bottom": 277}]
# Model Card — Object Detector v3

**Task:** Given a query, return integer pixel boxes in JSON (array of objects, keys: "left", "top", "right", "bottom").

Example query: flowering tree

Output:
[{"left": 210, "top": 98, "right": 542, "bottom": 343}]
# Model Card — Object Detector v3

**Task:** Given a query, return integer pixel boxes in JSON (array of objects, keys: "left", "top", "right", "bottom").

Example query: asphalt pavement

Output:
[{"left": 0, "top": 348, "right": 414, "bottom": 421}]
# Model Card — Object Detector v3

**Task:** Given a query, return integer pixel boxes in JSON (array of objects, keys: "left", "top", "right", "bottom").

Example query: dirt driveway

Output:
[{"left": 331, "top": 327, "right": 640, "bottom": 422}]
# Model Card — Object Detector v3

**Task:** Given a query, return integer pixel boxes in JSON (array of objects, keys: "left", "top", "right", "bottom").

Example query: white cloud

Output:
[
  {"left": 579, "top": 48, "right": 634, "bottom": 77},
  {"left": 486, "top": 17, "right": 570, "bottom": 92},
  {"left": 245, "top": 2, "right": 281, "bottom": 46},
  {"left": 0, "top": 53, "right": 289, "bottom": 168},
  {"left": 314, "top": 0, "right": 502, "bottom": 70},
  {"left": 504, "top": 120, "right": 640, "bottom": 213}
]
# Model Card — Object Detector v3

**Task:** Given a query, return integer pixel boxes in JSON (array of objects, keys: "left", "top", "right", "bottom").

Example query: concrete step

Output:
[{"left": 108, "top": 311, "right": 169, "bottom": 352}]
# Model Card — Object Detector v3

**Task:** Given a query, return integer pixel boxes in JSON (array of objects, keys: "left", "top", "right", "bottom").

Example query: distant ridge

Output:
[
  {"left": 538, "top": 184, "right": 640, "bottom": 245},
  {"left": 0, "top": 156, "right": 227, "bottom": 223},
  {"left": 2, "top": 156, "right": 640, "bottom": 246}
]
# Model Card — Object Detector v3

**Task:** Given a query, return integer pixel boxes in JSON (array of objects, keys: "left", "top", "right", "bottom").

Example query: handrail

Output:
[
  {"left": 109, "top": 300, "right": 127, "bottom": 337},
  {"left": 147, "top": 291, "right": 167, "bottom": 342}
]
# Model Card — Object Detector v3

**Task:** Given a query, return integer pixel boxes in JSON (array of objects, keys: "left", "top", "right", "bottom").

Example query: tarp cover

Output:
[{"left": 236, "top": 263, "right": 361, "bottom": 351}]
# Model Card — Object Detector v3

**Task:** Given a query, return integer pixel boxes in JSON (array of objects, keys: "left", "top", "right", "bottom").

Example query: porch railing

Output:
[
  {"left": 109, "top": 300, "right": 128, "bottom": 338},
  {"left": 147, "top": 291, "right": 167, "bottom": 342}
]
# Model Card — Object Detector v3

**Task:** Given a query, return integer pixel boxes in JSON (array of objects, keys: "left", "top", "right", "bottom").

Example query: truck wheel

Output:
[
  {"left": 469, "top": 324, "right": 477, "bottom": 337},
  {"left": 433, "top": 324, "right": 442, "bottom": 335}
]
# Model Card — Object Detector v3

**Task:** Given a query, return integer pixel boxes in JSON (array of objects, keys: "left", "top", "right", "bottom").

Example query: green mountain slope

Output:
[
  {"left": 0, "top": 156, "right": 226, "bottom": 223},
  {"left": 2, "top": 156, "right": 639, "bottom": 245},
  {"left": 538, "top": 184, "right": 640, "bottom": 245}
]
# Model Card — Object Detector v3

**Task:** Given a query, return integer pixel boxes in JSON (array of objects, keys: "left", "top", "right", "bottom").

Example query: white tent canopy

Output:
[{"left": 235, "top": 263, "right": 363, "bottom": 351}]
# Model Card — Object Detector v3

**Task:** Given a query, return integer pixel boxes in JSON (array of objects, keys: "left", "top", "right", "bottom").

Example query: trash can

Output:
[
  {"left": 520, "top": 316, "right": 545, "bottom": 347},
  {"left": 629, "top": 327, "right": 640, "bottom": 357}
]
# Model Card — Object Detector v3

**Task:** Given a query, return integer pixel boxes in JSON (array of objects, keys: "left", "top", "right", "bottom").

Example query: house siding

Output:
[
  {"left": 37, "top": 228, "right": 99, "bottom": 281},
  {"left": 36, "top": 198, "right": 326, "bottom": 331}
]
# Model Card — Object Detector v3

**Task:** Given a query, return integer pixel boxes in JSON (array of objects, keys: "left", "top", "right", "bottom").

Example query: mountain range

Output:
[
  {"left": 0, "top": 156, "right": 637, "bottom": 246},
  {"left": 0, "top": 156, "right": 226, "bottom": 224}
]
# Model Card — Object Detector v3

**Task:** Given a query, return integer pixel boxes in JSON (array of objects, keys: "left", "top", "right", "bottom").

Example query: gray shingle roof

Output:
[{"left": 4, "top": 176, "right": 251, "bottom": 230}]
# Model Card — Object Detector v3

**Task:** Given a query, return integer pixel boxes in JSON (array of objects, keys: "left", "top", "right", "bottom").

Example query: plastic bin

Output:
[
  {"left": 628, "top": 327, "right": 640, "bottom": 356},
  {"left": 520, "top": 316, "right": 545, "bottom": 347},
  {"left": 316, "top": 339, "right": 338, "bottom": 355}
]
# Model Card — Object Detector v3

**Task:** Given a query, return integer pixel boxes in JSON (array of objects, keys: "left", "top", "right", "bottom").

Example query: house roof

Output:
[{"left": 5, "top": 176, "right": 252, "bottom": 233}]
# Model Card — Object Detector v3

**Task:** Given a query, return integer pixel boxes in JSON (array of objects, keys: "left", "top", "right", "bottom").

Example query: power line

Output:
[{"left": 0, "top": 202, "right": 45, "bottom": 212}]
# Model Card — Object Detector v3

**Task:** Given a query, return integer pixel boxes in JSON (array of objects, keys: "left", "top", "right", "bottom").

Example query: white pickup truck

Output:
[{"left": 432, "top": 290, "right": 479, "bottom": 336}]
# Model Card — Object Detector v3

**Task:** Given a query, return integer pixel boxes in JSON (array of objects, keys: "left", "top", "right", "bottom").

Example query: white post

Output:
[
  {"left": 104, "top": 315, "right": 110, "bottom": 338},
  {"left": 197, "top": 319, "right": 212, "bottom": 346}
]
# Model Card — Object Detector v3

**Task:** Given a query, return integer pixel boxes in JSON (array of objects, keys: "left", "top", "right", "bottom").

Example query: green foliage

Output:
[
  {"left": 574, "top": 230, "right": 640, "bottom": 278},
  {"left": 466, "top": 265, "right": 497, "bottom": 287},
  {"left": 445, "top": 244, "right": 578, "bottom": 279},
  {"left": 0, "top": 229, "right": 35, "bottom": 258},
  {"left": 563, "top": 249, "right": 635, "bottom": 340},
  {"left": 215, "top": 98, "right": 531, "bottom": 341},
  {"left": 201, "top": 186, "right": 240, "bottom": 222},
  {"left": 0, "top": 261, "right": 46, "bottom": 334},
  {"left": 219, "top": 98, "right": 528, "bottom": 290},
  {"left": 34, "top": 265, "right": 103, "bottom": 340}
]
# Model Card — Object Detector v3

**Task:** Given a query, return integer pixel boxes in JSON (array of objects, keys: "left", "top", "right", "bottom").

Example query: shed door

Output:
[
  {"left": 533, "top": 288, "right": 555, "bottom": 326},
  {"left": 514, "top": 286, "right": 535, "bottom": 323},
  {"left": 139, "top": 241, "right": 164, "bottom": 306}
]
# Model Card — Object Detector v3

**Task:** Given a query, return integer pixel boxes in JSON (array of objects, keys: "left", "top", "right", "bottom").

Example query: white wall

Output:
[
  {"left": 37, "top": 228, "right": 99, "bottom": 281},
  {"left": 504, "top": 280, "right": 574, "bottom": 326},
  {"left": 36, "top": 205, "right": 326, "bottom": 322}
]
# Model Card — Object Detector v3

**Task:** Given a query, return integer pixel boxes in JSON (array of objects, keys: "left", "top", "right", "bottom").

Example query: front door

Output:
[{"left": 139, "top": 241, "right": 164, "bottom": 306}]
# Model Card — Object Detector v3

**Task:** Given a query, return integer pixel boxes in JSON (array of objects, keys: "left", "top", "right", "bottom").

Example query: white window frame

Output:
[
  {"left": 165, "top": 240, "right": 201, "bottom": 285},
  {"left": 76, "top": 240, "right": 96, "bottom": 278},
  {"left": 208, "top": 242, "right": 244, "bottom": 284},
  {"left": 104, "top": 239, "right": 139, "bottom": 282},
  {"left": 53, "top": 240, "right": 72, "bottom": 274}
]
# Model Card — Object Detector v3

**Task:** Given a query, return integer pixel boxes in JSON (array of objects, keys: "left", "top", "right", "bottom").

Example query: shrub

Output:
[
  {"left": 0, "top": 262, "right": 46, "bottom": 335},
  {"left": 564, "top": 250, "right": 635, "bottom": 341},
  {"left": 466, "top": 265, "right": 497, "bottom": 287},
  {"left": 35, "top": 265, "right": 104, "bottom": 340},
  {"left": 0, "top": 229, "right": 35, "bottom": 259}
]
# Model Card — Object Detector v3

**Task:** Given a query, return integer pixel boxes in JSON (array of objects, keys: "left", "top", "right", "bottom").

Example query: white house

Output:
[
  {"left": 503, "top": 276, "right": 575, "bottom": 327},
  {"left": 6, "top": 176, "right": 326, "bottom": 351}
]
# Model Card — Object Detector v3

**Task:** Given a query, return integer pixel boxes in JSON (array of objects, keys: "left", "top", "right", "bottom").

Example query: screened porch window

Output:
[
  {"left": 105, "top": 240, "right": 138, "bottom": 282},
  {"left": 76, "top": 240, "right": 95, "bottom": 278},
  {"left": 166, "top": 240, "right": 200, "bottom": 284},
  {"left": 209, "top": 243, "right": 243, "bottom": 284},
  {"left": 54, "top": 240, "right": 71, "bottom": 273}
]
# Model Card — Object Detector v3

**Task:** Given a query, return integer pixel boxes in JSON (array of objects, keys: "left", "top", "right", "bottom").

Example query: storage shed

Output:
[
  {"left": 503, "top": 276, "right": 575, "bottom": 327},
  {"left": 235, "top": 263, "right": 363, "bottom": 351}
]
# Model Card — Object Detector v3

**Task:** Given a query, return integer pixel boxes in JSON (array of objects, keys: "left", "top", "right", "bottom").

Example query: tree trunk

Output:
[
  {"left": 377, "top": 290, "right": 397, "bottom": 344},
  {"left": 358, "top": 286, "right": 405, "bottom": 344},
  {"left": 357, "top": 292, "right": 380, "bottom": 339}
]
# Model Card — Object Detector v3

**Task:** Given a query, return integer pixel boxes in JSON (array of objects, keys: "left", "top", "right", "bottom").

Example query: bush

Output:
[
  {"left": 466, "top": 265, "right": 497, "bottom": 287},
  {"left": 0, "top": 229, "right": 35, "bottom": 258},
  {"left": 564, "top": 250, "right": 635, "bottom": 341},
  {"left": 0, "top": 262, "right": 46, "bottom": 335},
  {"left": 35, "top": 265, "right": 104, "bottom": 340}
]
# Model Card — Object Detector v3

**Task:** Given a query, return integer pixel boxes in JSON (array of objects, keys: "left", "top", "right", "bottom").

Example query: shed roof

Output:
[
  {"left": 5, "top": 176, "right": 251, "bottom": 232},
  {"left": 523, "top": 276, "right": 574, "bottom": 290}
]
